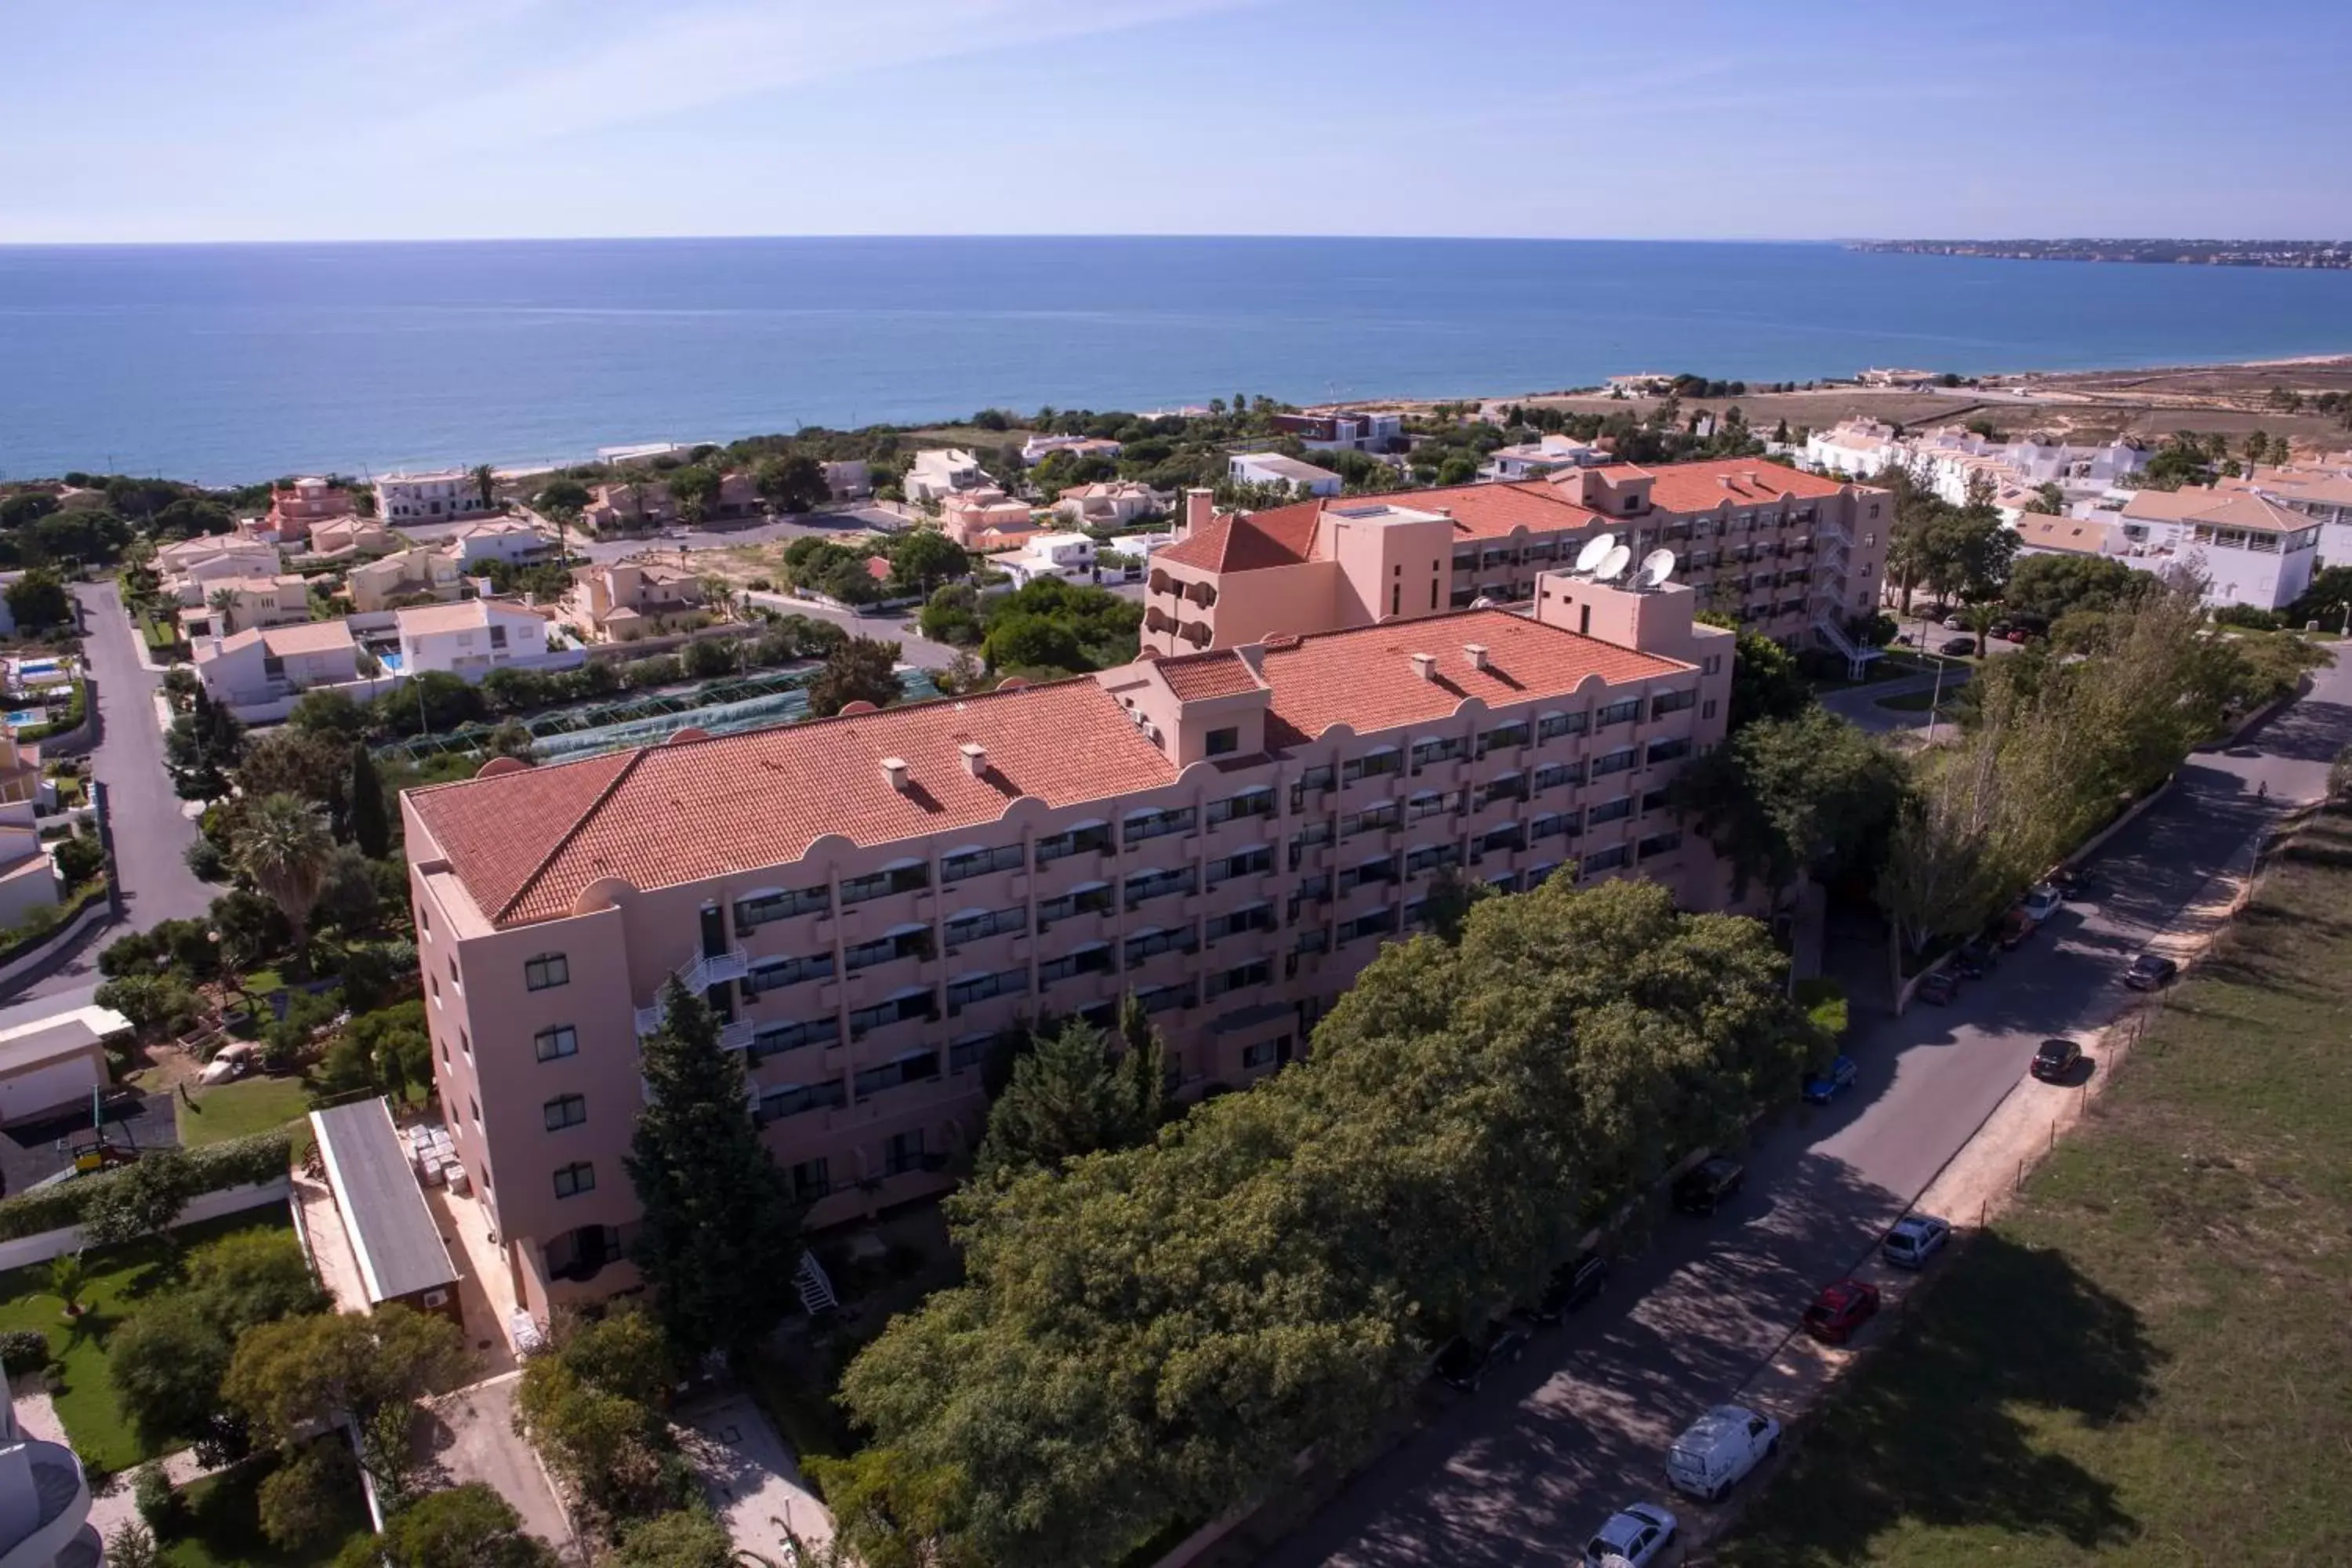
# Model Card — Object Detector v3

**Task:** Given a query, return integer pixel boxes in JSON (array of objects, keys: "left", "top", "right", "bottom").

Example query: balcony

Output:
[{"left": 0, "top": 1437, "right": 93, "bottom": 1568}]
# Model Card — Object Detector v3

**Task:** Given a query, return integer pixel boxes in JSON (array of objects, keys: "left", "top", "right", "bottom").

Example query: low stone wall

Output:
[{"left": 0, "top": 887, "right": 113, "bottom": 999}]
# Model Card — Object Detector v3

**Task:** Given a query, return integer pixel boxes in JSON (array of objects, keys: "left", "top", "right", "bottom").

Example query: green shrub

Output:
[
  {"left": 0, "top": 1328, "right": 50, "bottom": 1374},
  {"left": 134, "top": 1461, "right": 186, "bottom": 1539},
  {"left": 0, "top": 1129, "right": 293, "bottom": 1243},
  {"left": 1795, "top": 976, "right": 1849, "bottom": 1042}
]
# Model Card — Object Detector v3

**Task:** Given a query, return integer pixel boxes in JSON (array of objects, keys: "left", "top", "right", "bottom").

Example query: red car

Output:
[{"left": 1802, "top": 1279, "right": 1882, "bottom": 1345}]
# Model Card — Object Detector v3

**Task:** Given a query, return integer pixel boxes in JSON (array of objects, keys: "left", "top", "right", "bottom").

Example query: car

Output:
[
  {"left": 1955, "top": 934, "right": 1998, "bottom": 975},
  {"left": 1942, "top": 613, "right": 1969, "bottom": 630},
  {"left": 1994, "top": 908, "right": 2034, "bottom": 949},
  {"left": 2049, "top": 866, "right": 2096, "bottom": 900},
  {"left": 1802, "top": 1054, "right": 1858, "bottom": 1105},
  {"left": 1672, "top": 1156, "right": 1746, "bottom": 1216},
  {"left": 1666, "top": 1404, "right": 1781, "bottom": 1501},
  {"left": 1893, "top": 630, "right": 1917, "bottom": 647},
  {"left": 1882, "top": 1213, "right": 1952, "bottom": 1269},
  {"left": 2125, "top": 952, "right": 2180, "bottom": 991},
  {"left": 1940, "top": 635, "right": 1977, "bottom": 656},
  {"left": 2020, "top": 883, "right": 2064, "bottom": 923},
  {"left": 1988, "top": 619, "right": 2013, "bottom": 637},
  {"left": 1432, "top": 1319, "right": 1533, "bottom": 1392},
  {"left": 1533, "top": 1253, "right": 1610, "bottom": 1321},
  {"left": 1915, "top": 968, "right": 1960, "bottom": 1005},
  {"left": 1802, "top": 1277, "right": 1882, "bottom": 1345},
  {"left": 2031, "top": 1036, "right": 2084, "bottom": 1083},
  {"left": 1583, "top": 1501, "right": 1680, "bottom": 1567}
]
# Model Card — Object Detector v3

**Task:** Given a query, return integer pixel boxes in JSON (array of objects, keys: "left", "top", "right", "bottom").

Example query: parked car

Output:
[
  {"left": 1882, "top": 1213, "right": 1952, "bottom": 1270},
  {"left": 2002, "top": 626, "right": 2033, "bottom": 644},
  {"left": 1955, "top": 935, "right": 1998, "bottom": 976},
  {"left": 2031, "top": 1036, "right": 2084, "bottom": 1083},
  {"left": 1940, "top": 635, "right": 1977, "bottom": 656},
  {"left": 1988, "top": 619, "right": 2013, "bottom": 637},
  {"left": 1802, "top": 1278, "right": 1882, "bottom": 1345},
  {"left": 1802, "top": 1054, "right": 1859, "bottom": 1105},
  {"left": 1583, "top": 1502, "right": 1680, "bottom": 1567},
  {"left": 2125, "top": 952, "right": 2180, "bottom": 991},
  {"left": 1666, "top": 1404, "right": 1781, "bottom": 1501},
  {"left": 2049, "top": 866, "right": 2096, "bottom": 900},
  {"left": 1672, "top": 1156, "right": 1747, "bottom": 1216},
  {"left": 1942, "top": 613, "right": 1969, "bottom": 630},
  {"left": 1994, "top": 909, "right": 2034, "bottom": 949},
  {"left": 2020, "top": 883, "right": 2064, "bottom": 923},
  {"left": 1534, "top": 1254, "right": 1610, "bottom": 1322},
  {"left": 1915, "top": 968, "right": 1960, "bottom": 1005},
  {"left": 1433, "top": 1319, "right": 1533, "bottom": 1392}
]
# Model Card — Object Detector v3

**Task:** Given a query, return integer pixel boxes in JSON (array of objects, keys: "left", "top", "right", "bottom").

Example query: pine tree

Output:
[
  {"left": 626, "top": 978, "right": 800, "bottom": 1359},
  {"left": 974, "top": 1014, "right": 1162, "bottom": 1183},
  {"left": 348, "top": 742, "right": 390, "bottom": 859},
  {"left": 1115, "top": 990, "right": 1167, "bottom": 1134}
]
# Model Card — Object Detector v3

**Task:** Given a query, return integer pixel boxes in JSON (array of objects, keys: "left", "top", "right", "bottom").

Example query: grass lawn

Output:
[
  {"left": 0, "top": 1210, "right": 294, "bottom": 1472},
  {"left": 175, "top": 1074, "right": 310, "bottom": 1148},
  {"left": 161, "top": 1443, "right": 373, "bottom": 1568},
  {"left": 1720, "top": 804, "right": 2352, "bottom": 1566}
]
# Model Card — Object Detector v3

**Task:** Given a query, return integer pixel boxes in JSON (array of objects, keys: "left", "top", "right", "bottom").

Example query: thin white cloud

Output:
[{"left": 364, "top": 0, "right": 1258, "bottom": 154}]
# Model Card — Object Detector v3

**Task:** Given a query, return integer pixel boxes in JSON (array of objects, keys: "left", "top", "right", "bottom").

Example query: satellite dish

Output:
[
  {"left": 1574, "top": 533, "right": 1617, "bottom": 574},
  {"left": 1594, "top": 543, "right": 1633, "bottom": 582},
  {"left": 1635, "top": 548, "right": 1677, "bottom": 590}
]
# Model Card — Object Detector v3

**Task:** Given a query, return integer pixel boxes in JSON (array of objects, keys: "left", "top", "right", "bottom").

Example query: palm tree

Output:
[
  {"left": 236, "top": 793, "right": 334, "bottom": 959},
  {"left": 47, "top": 1251, "right": 89, "bottom": 1319},
  {"left": 205, "top": 586, "right": 239, "bottom": 634},
  {"left": 469, "top": 463, "right": 498, "bottom": 514}
]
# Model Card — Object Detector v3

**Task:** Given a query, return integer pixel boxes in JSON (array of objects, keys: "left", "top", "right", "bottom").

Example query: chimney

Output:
[
  {"left": 959, "top": 742, "right": 988, "bottom": 777},
  {"left": 1184, "top": 488, "right": 1214, "bottom": 536},
  {"left": 1410, "top": 653, "right": 1437, "bottom": 681},
  {"left": 881, "top": 757, "right": 910, "bottom": 793},
  {"left": 1463, "top": 643, "right": 1489, "bottom": 671}
]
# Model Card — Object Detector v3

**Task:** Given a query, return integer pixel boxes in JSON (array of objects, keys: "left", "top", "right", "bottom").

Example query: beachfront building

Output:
[
  {"left": 1053, "top": 480, "right": 1163, "bottom": 529},
  {"left": 1802, "top": 419, "right": 1904, "bottom": 480},
  {"left": 401, "top": 568, "right": 1733, "bottom": 1317},
  {"left": 378, "top": 470, "right": 497, "bottom": 524},
  {"left": 1269, "top": 411, "right": 1403, "bottom": 453},
  {"left": 1479, "top": 435, "right": 1610, "bottom": 483},
  {"left": 2105, "top": 488, "right": 2321, "bottom": 611},
  {"left": 156, "top": 534, "right": 283, "bottom": 608},
  {"left": 257, "top": 476, "right": 358, "bottom": 546},
  {"left": 1229, "top": 452, "right": 1344, "bottom": 497},
  {"left": 906, "top": 449, "right": 988, "bottom": 507},
  {"left": 395, "top": 601, "right": 557, "bottom": 679},
  {"left": 821, "top": 461, "right": 872, "bottom": 501},
  {"left": 2230, "top": 463, "right": 2352, "bottom": 564},
  {"left": 185, "top": 574, "right": 311, "bottom": 637},
  {"left": 303, "top": 517, "right": 398, "bottom": 560},
  {"left": 447, "top": 517, "right": 558, "bottom": 570},
  {"left": 996, "top": 532, "right": 1098, "bottom": 588},
  {"left": 564, "top": 560, "right": 710, "bottom": 641},
  {"left": 1145, "top": 460, "right": 1888, "bottom": 664},
  {"left": 194, "top": 621, "right": 363, "bottom": 711},
  {"left": 349, "top": 548, "right": 465, "bottom": 612},
  {"left": 938, "top": 488, "right": 1039, "bottom": 550},
  {"left": 1022, "top": 434, "right": 1125, "bottom": 466}
]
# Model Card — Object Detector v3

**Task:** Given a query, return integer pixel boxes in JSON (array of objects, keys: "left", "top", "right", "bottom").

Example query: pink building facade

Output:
[{"left": 403, "top": 579, "right": 1733, "bottom": 1320}]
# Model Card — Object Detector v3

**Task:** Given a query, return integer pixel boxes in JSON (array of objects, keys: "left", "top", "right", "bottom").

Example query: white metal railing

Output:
[{"left": 634, "top": 944, "right": 752, "bottom": 1036}]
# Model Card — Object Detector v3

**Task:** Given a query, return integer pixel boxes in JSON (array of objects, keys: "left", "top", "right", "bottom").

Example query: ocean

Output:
[{"left": 4, "top": 236, "right": 2351, "bottom": 486}]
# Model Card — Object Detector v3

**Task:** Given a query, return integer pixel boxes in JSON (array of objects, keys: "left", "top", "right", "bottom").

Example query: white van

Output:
[{"left": 1665, "top": 1404, "right": 1780, "bottom": 1501}]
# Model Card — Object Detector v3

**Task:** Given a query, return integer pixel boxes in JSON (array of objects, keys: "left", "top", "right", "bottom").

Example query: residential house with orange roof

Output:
[
  {"left": 157, "top": 533, "right": 284, "bottom": 607},
  {"left": 1145, "top": 461, "right": 1888, "bottom": 668},
  {"left": 257, "top": 476, "right": 357, "bottom": 546},
  {"left": 938, "top": 488, "right": 1039, "bottom": 550},
  {"left": 185, "top": 574, "right": 313, "bottom": 637},
  {"left": 303, "top": 517, "right": 398, "bottom": 561},
  {"left": 349, "top": 547, "right": 465, "bottom": 612},
  {"left": 566, "top": 559, "right": 710, "bottom": 641},
  {"left": 401, "top": 570, "right": 1733, "bottom": 1319},
  {"left": 1052, "top": 480, "right": 1163, "bottom": 529},
  {"left": 194, "top": 620, "right": 362, "bottom": 710},
  {"left": 2106, "top": 486, "right": 2320, "bottom": 609},
  {"left": 395, "top": 600, "right": 557, "bottom": 678}
]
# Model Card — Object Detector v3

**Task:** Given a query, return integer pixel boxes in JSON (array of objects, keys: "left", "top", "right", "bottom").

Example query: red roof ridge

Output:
[{"left": 493, "top": 746, "right": 653, "bottom": 923}]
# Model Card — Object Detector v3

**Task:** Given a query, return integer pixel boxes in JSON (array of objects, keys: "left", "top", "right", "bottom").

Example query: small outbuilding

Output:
[
  {"left": 309, "top": 1097, "right": 461, "bottom": 1323},
  {"left": 0, "top": 998, "right": 129, "bottom": 1125}
]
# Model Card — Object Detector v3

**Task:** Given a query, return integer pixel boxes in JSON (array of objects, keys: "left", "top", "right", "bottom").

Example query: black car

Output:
[
  {"left": 1674, "top": 1156, "right": 1747, "bottom": 1215},
  {"left": 1940, "top": 635, "right": 1977, "bottom": 656},
  {"left": 2124, "top": 952, "right": 2180, "bottom": 991},
  {"left": 1433, "top": 1319, "right": 1534, "bottom": 1392},
  {"left": 2049, "top": 866, "right": 2096, "bottom": 899},
  {"left": 1953, "top": 935, "right": 1997, "bottom": 978},
  {"left": 2031, "top": 1037, "right": 2084, "bottom": 1083},
  {"left": 1915, "top": 968, "right": 1960, "bottom": 1005},
  {"left": 1532, "top": 1254, "right": 1610, "bottom": 1322}
]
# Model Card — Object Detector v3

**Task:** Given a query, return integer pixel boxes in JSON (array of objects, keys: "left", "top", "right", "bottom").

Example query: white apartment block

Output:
[{"left": 378, "top": 470, "right": 498, "bottom": 524}]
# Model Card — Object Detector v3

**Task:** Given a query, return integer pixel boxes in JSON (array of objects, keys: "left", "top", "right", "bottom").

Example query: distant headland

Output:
[{"left": 1851, "top": 238, "right": 2351, "bottom": 270}]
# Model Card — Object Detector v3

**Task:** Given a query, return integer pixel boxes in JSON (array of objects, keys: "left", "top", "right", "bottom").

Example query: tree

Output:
[
  {"left": 45, "top": 1251, "right": 88, "bottom": 1316},
  {"left": 626, "top": 980, "right": 802, "bottom": 1359},
  {"left": 235, "top": 793, "right": 334, "bottom": 953},
  {"left": 888, "top": 528, "right": 971, "bottom": 597},
  {"left": 2002, "top": 553, "right": 2148, "bottom": 624},
  {"left": 667, "top": 466, "right": 721, "bottom": 524},
  {"left": 358, "top": 1483, "right": 562, "bottom": 1568},
  {"left": 236, "top": 728, "right": 352, "bottom": 828},
  {"left": 808, "top": 637, "right": 905, "bottom": 718},
  {"left": 514, "top": 1314, "right": 684, "bottom": 1524},
  {"left": 3, "top": 568, "right": 72, "bottom": 630},
  {"left": 259, "top": 1442, "right": 361, "bottom": 1552},
  {"left": 535, "top": 477, "right": 590, "bottom": 521},
  {"left": 322, "top": 1000, "right": 433, "bottom": 1102},
  {"left": 804, "top": 1448, "right": 982, "bottom": 1568},
  {"left": 106, "top": 1521, "right": 160, "bottom": 1568},
  {"left": 348, "top": 742, "right": 391, "bottom": 858},
  {"left": 1698, "top": 616, "right": 1811, "bottom": 731},
  {"left": 224, "top": 1305, "right": 470, "bottom": 1499},
  {"left": 469, "top": 463, "right": 499, "bottom": 511},
  {"left": 110, "top": 1309, "right": 234, "bottom": 1450},
  {"left": 289, "top": 688, "right": 371, "bottom": 741},
  {"left": 753, "top": 454, "right": 830, "bottom": 514},
  {"left": 614, "top": 1510, "right": 735, "bottom": 1568},
  {"left": 982, "top": 611, "right": 1084, "bottom": 673},
  {"left": 971, "top": 1020, "right": 1160, "bottom": 1185},
  {"left": 187, "top": 1226, "right": 328, "bottom": 1332},
  {"left": 82, "top": 1149, "right": 196, "bottom": 1250},
  {"left": 1675, "top": 708, "right": 1907, "bottom": 907},
  {"left": 206, "top": 586, "right": 240, "bottom": 632}
]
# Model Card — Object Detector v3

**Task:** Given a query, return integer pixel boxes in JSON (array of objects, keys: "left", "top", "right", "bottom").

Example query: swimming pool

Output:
[
  {"left": 3, "top": 710, "right": 41, "bottom": 728},
  {"left": 13, "top": 659, "right": 62, "bottom": 677}
]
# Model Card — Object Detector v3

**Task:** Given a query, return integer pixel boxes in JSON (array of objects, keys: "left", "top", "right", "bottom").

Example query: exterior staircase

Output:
[{"left": 793, "top": 1250, "right": 840, "bottom": 1317}]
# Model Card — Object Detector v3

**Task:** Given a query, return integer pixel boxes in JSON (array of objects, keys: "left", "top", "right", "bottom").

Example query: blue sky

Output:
[{"left": 6, "top": 0, "right": 2348, "bottom": 243}]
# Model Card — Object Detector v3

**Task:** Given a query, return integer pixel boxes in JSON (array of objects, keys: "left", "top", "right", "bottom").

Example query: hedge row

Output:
[{"left": 0, "top": 1127, "right": 293, "bottom": 1243}]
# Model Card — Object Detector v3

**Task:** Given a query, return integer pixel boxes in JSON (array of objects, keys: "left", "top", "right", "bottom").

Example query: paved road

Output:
[
  {"left": 1262, "top": 657, "right": 2352, "bottom": 1566},
  {"left": 1817, "top": 666, "right": 1969, "bottom": 737},
  {"left": 16, "top": 583, "right": 215, "bottom": 999}
]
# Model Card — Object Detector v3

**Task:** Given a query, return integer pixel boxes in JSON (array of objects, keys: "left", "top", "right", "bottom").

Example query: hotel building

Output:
[{"left": 404, "top": 572, "right": 1734, "bottom": 1318}]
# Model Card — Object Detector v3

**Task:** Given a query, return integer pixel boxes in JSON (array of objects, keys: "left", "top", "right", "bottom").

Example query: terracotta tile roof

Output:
[
  {"left": 1411, "top": 483, "right": 1602, "bottom": 541},
  {"left": 1154, "top": 510, "right": 1316, "bottom": 572},
  {"left": 1156, "top": 649, "right": 1263, "bottom": 701},
  {"left": 395, "top": 600, "right": 542, "bottom": 636},
  {"left": 1256, "top": 608, "right": 1686, "bottom": 746},
  {"left": 2014, "top": 517, "right": 2118, "bottom": 556},
  {"left": 408, "top": 680, "right": 1178, "bottom": 927},
  {"left": 1642, "top": 459, "right": 1853, "bottom": 512},
  {"left": 2122, "top": 487, "right": 2311, "bottom": 532}
]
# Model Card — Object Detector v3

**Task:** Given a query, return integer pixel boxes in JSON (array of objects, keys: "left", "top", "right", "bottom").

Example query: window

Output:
[
  {"left": 749, "top": 1017, "right": 838, "bottom": 1059},
  {"left": 524, "top": 953, "right": 569, "bottom": 991},
  {"left": 1588, "top": 797, "right": 1634, "bottom": 826},
  {"left": 944, "top": 906, "right": 1026, "bottom": 946},
  {"left": 1132, "top": 980, "right": 1196, "bottom": 1015},
  {"left": 735, "top": 885, "right": 830, "bottom": 931},
  {"left": 1338, "top": 908, "right": 1397, "bottom": 946},
  {"left": 1123, "top": 867, "right": 1196, "bottom": 909},
  {"left": 756, "top": 1081, "right": 848, "bottom": 1123},
  {"left": 844, "top": 927, "right": 933, "bottom": 972},
  {"left": 1592, "top": 747, "right": 1638, "bottom": 778},
  {"left": 1638, "top": 830, "right": 1684, "bottom": 860},
  {"left": 947, "top": 968, "right": 1028, "bottom": 1014},
  {"left": 940, "top": 844, "right": 1024, "bottom": 884},
  {"left": 1039, "top": 946, "right": 1116, "bottom": 985},
  {"left": 1340, "top": 801, "right": 1401, "bottom": 839},
  {"left": 489, "top": 625, "right": 508, "bottom": 649},
  {"left": 1703, "top": 654, "right": 1723, "bottom": 676},
  {"left": 543, "top": 1094, "right": 586, "bottom": 1131},
  {"left": 856, "top": 1050, "right": 943, "bottom": 1098},
  {"left": 1641, "top": 788, "right": 1673, "bottom": 815},
  {"left": 949, "top": 1034, "right": 991, "bottom": 1073},
  {"left": 1243, "top": 1040, "right": 1279, "bottom": 1069},
  {"left": 1404, "top": 843, "right": 1462, "bottom": 875},
  {"left": 1477, "top": 721, "right": 1530, "bottom": 757},
  {"left": 1338, "top": 855, "right": 1399, "bottom": 892},
  {"left": 1582, "top": 844, "right": 1632, "bottom": 873},
  {"left": 1124, "top": 805, "right": 1198, "bottom": 845},
  {"left": 1651, "top": 688, "right": 1697, "bottom": 719},
  {"left": 1531, "top": 812, "right": 1573, "bottom": 841},
  {"left": 1206, "top": 787, "right": 1275, "bottom": 826},
  {"left": 848, "top": 992, "right": 939, "bottom": 1037},
  {"left": 1648, "top": 738, "right": 1692, "bottom": 766},
  {"left": 1537, "top": 710, "right": 1588, "bottom": 742},
  {"left": 1702, "top": 699, "right": 1719, "bottom": 721},
  {"left": 1035, "top": 824, "right": 1113, "bottom": 863},
  {"left": 1341, "top": 750, "right": 1402, "bottom": 784},
  {"left": 1206, "top": 726, "right": 1240, "bottom": 757},
  {"left": 1206, "top": 845, "right": 1272, "bottom": 885},
  {"left": 534, "top": 1026, "right": 579, "bottom": 1062},
  {"left": 884, "top": 1130, "right": 928, "bottom": 1177},
  {"left": 553, "top": 1162, "right": 595, "bottom": 1199},
  {"left": 1205, "top": 960, "right": 1272, "bottom": 1000},
  {"left": 1125, "top": 926, "right": 1197, "bottom": 965},
  {"left": 1205, "top": 903, "right": 1276, "bottom": 942},
  {"left": 789, "top": 1159, "right": 832, "bottom": 1203},
  {"left": 742, "top": 953, "right": 833, "bottom": 996},
  {"left": 1410, "top": 736, "right": 1468, "bottom": 772},
  {"left": 1036, "top": 884, "right": 1113, "bottom": 927},
  {"left": 1534, "top": 760, "right": 1582, "bottom": 793},
  {"left": 840, "top": 863, "right": 930, "bottom": 905},
  {"left": 1290, "top": 764, "right": 1335, "bottom": 809},
  {"left": 1595, "top": 698, "right": 1641, "bottom": 729}
]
